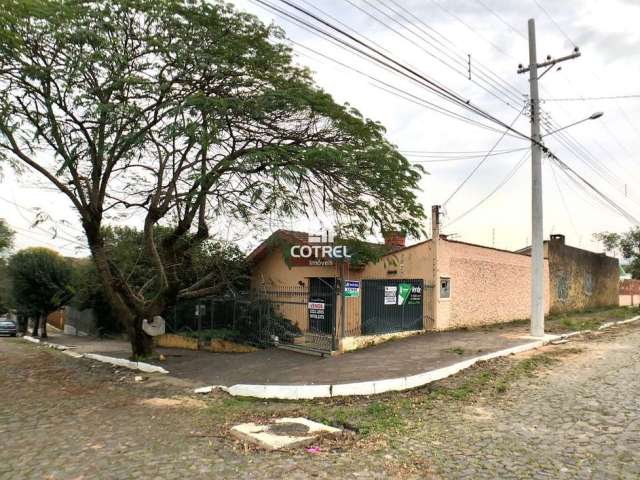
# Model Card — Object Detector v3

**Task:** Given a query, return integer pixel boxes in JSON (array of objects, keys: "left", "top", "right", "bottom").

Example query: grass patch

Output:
[
  {"left": 547, "top": 306, "right": 640, "bottom": 333},
  {"left": 201, "top": 348, "right": 581, "bottom": 441},
  {"left": 446, "top": 346, "right": 465, "bottom": 355}
]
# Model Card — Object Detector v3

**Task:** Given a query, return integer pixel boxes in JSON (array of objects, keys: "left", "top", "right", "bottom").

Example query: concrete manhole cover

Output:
[
  {"left": 266, "top": 422, "right": 311, "bottom": 436},
  {"left": 231, "top": 417, "right": 342, "bottom": 450}
]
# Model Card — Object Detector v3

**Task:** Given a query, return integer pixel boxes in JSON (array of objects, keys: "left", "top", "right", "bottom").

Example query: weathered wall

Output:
[
  {"left": 546, "top": 237, "right": 619, "bottom": 313},
  {"left": 435, "top": 240, "right": 550, "bottom": 329}
]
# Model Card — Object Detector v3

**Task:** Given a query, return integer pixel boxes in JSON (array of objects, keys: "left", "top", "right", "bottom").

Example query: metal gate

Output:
[
  {"left": 251, "top": 281, "right": 336, "bottom": 354},
  {"left": 361, "top": 279, "right": 424, "bottom": 335}
]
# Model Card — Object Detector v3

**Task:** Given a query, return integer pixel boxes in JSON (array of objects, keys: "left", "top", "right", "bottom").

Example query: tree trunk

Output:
[
  {"left": 31, "top": 315, "right": 40, "bottom": 337},
  {"left": 40, "top": 314, "right": 48, "bottom": 339},
  {"left": 128, "top": 318, "right": 155, "bottom": 360}
]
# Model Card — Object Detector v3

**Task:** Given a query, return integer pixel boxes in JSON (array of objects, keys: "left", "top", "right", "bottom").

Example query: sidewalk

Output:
[{"left": 45, "top": 324, "right": 538, "bottom": 386}]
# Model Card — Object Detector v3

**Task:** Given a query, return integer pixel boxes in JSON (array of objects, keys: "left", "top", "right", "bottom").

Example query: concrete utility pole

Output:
[{"left": 518, "top": 18, "right": 580, "bottom": 337}]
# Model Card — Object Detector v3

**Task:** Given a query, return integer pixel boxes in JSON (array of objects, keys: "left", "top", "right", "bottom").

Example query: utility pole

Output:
[{"left": 517, "top": 18, "right": 580, "bottom": 337}]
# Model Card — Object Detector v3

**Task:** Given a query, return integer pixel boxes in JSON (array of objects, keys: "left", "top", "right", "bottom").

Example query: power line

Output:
[
  {"left": 474, "top": 0, "right": 527, "bottom": 41},
  {"left": 542, "top": 94, "right": 640, "bottom": 101},
  {"left": 369, "top": 82, "right": 526, "bottom": 139},
  {"left": 291, "top": 40, "right": 527, "bottom": 139},
  {"left": 549, "top": 160, "right": 578, "bottom": 237},
  {"left": 427, "top": 0, "right": 519, "bottom": 61},
  {"left": 405, "top": 148, "right": 529, "bottom": 162},
  {"left": 532, "top": 0, "right": 576, "bottom": 47},
  {"left": 443, "top": 107, "right": 524, "bottom": 206},
  {"left": 357, "top": 0, "right": 524, "bottom": 109},
  {"left": 384, "top": 0, "right": 524, "bottom": 100},
  {"left": 258, "top": 0, "right": 533, "bottom": 141},
  {"left": 548, "top": 153, "right": 640, "bottom": 225},
  {"left": 444, "top": 151, "right": 530, "bottom": 227}
]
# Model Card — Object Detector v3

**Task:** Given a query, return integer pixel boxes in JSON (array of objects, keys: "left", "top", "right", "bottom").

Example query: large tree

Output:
[
  {"left": 0, "top": 0, "right": 425, "bottom": 357},
  {"left": 8, "top": 247, "right": 74, "bottom": 337},
  {"left": 72, "top": 226, "right": 248, "bottom": 334},
  {"left": 595, "top": 229, "right": 640, "bottom": 279},
  {"left": 0, "top": 218, "right": 14, "bottom": 314}
]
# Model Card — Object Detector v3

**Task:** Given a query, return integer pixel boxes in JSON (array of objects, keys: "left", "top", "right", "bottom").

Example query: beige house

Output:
[{"left": 248, "top": 206, "right": 551, "bottom": 352}]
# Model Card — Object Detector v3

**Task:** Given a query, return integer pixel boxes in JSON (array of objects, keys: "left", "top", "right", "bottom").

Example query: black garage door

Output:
[{"left": 361, "top": 279, "right": 424, "bottom": 335}]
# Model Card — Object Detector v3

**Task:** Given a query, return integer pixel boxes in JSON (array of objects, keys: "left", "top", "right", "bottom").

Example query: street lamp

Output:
[{"left": 542, "top": 111, "right": 604, "bottom": 137}]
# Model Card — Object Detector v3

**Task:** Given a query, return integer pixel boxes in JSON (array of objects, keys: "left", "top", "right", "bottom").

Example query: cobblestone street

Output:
[{"left": 1, "top": 322, "right": 640, "bottom": 479}]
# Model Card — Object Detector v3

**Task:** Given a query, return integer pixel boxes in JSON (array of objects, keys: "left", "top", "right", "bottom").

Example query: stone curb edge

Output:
[
  {"left": 21, "top": 336, "right": 169, "bottom": 374},
  {"left": 194, "top": 314, "right": 640, "bottom": 400}
]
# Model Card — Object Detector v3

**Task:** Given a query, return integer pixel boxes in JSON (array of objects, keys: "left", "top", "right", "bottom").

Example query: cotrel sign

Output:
[
  {"left": 290, "top": 244, "right": 350, "bottom": 259},
  {"left": 290, "top": 232, "right": 351, "bottom": 261}
]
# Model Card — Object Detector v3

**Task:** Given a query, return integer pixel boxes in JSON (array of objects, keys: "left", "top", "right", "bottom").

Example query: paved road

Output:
[{"left": 1, "top": 323, "right": 639, "bottom": 479}]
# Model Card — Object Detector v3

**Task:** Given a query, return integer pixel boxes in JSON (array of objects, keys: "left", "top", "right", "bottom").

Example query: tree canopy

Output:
[
  {"left": 0, "top": 218, "right": 13, "bottom": 254},
  {"left": 0, "top": 0, "right": 426, "bottom": 355},
  {"left": 595, "top": 229, "right": 640, "bottom": 279},
  {"left": 8, "top": 248, "right": 73, "bottom": 332}
]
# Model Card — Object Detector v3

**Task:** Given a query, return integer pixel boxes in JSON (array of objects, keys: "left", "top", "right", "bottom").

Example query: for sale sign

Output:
[
  {"left": 308, "top": 298, "right": 326, "bottom": 321},
  {"left": 384, "top": 285, "right": 397, "bottom": 305}
]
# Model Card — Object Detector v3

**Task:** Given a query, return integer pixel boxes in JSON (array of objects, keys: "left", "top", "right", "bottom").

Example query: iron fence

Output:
[{"left": 166, "top": 280, "right": 434, "bottom": 354}]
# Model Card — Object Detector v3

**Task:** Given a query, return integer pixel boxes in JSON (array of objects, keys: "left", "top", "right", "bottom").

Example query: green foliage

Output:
[
  {"left": 72, "top": 227, "right": 247, "bottom": 333},
  {"left": 0, "top": 259, "right": 10, "bottom": 315},
  {"left": 0, "top": 219, "right": 13, "bottom": 254},
  {"left": 70, "top": 258, "right": 122, "bottom": 334},
  {"left": 8, "top": 247, "right": 73, "bottom": 317},
  {"left": 0, "top": 0, "right": 426, "bottom": 355},
  {"left": 236, "top": 300, "right": 302, "bottom": 344},
  {"left": 595, "top": 228, "right": 640, "bottom": 278},
  {"left": 180, "top": 328, "right": 240, "bottom": 342}
]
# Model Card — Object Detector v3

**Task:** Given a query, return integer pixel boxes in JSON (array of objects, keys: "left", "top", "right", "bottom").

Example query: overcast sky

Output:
[{"left": 2, "top": 0, "right": 639, "bottom": 257}]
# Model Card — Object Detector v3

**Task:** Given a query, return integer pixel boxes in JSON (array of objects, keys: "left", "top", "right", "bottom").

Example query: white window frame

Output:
[{"left": 440, "top": 276, "right": 452, "bottom": 301}]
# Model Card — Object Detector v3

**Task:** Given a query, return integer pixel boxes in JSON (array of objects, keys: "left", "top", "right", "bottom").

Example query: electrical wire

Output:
[
  {"left": 549, "top": 159, "right": 579, "bottom": 237},
  {"left": 474, "top": 0, "right": 527, "bottom": 41},
  {"left": 352, "top": 0, "right": 523, "bottom": 110},
  {"left": 543, "top": 94, "right": 640, "bottom": 101},
  {"left": 384, "top": 0, "right": 524, "bottom": 100},
  {"left": 290, "top": 40, "right": 527, "bottom": 139},
  {"left": 532, "top": 0, "right": 576, "bottom": 47},
  {"left": 443, "top": 107, "right": 525, "bottom": 206},
  {"left": 258, "top": 0, "right": 534, "bottom": 141},
  {"left": 444, "top": 151, "right": 530, "bottom": 227}
]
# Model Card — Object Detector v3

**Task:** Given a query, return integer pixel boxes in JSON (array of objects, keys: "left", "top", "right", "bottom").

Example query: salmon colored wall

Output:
[{"left": 435, "top": 240, "right": 550, "bottom": 329}]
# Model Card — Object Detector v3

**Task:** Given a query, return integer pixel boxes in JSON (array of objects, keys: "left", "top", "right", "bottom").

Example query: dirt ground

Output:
[{"left": 1, "top": 320, "right": 640, "bottom": 479}]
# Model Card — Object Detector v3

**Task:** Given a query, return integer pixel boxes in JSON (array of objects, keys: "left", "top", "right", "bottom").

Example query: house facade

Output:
[{"left": 248, "top": 206, "right": 553, "bottom": 353}]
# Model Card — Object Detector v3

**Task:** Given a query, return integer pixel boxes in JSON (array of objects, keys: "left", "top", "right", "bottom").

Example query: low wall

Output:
[
  {"left": 155, "top": 334, "right": 258, "bottom": 353},
  {"left": 155, "top": 333, "right": 199, "bottom": 350},
  {"left": 620, "top": 294, "right": 640, "bottom": 307},
  {"left": 339, "top": 329, "right": 423, "bottom": 353}
]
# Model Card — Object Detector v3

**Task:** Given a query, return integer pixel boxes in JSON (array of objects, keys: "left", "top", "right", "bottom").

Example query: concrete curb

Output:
[
  {"left": 21, "top": 336, "right": 169, "bottom": 374},
  {"left": 194, "top": 314, "right": 640, "bottom": 399}
]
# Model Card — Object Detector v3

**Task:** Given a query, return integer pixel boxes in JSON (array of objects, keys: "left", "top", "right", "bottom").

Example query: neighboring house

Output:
[
  {"left": 517, "top": 235, "right": 619, "bottom": 314},
  {"left": 248, "top": 205, "right": 551, "bottom": 353},
  {"left": 620, "top": 279, "right": 640, "bottom": 307},
  {"left": 46, "top": 309, "right": 65, "bottom": 330}
]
